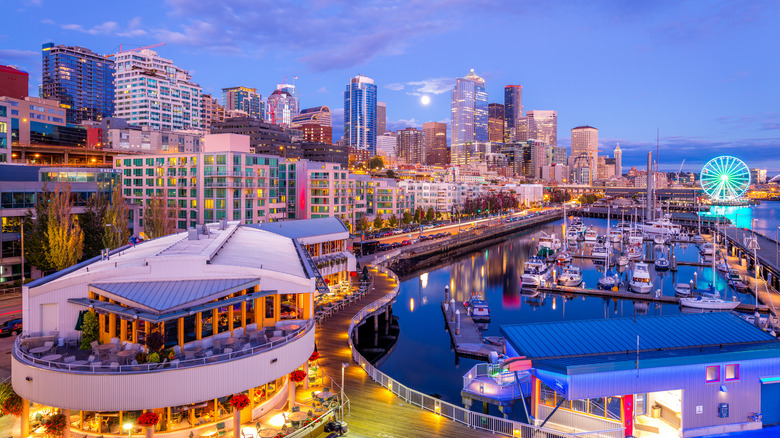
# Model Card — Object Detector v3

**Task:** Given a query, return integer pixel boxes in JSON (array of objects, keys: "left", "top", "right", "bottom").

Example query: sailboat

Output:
[
  {"left": 556, "top": 202, "right": 573, "bottom": 264},
  {"left": 654, "top": 246, "right": 670, "bottom": 271},
  {"left": 598, "top": 207, "right": 620, "bottom": 290}
]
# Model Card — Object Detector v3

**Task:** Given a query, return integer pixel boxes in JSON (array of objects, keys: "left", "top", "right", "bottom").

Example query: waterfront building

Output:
[
  {"left": 113, "top": 48, "right": 201, "bottom": 130},
  {"left": 571, "top": 125, "right": 598, "bottom": 184},
  {"left": 300, "top": 141, "right": 348, "bottom": 167},
  {"left": 0, "top": 165, "right": 131, "bottom": 283},
  {"left": 751, "top": 168, "right": 767, "bottom": 185},
  {"left": 376, "top": 131, "right": 397, "bottom": 158},
  {"left": 222, "top": 86, "right": 263, "bottom": 120},
  {"left": 116, "top": 133, "right": 285, "bottom": 232},
  {"left": 87, "top": 118, "right": 203, "bottom": 153},
  {"left": 397, "top": 127, "right": 424, "bottom": 165},
  {"left": 41, "top": 43, "right": 114, "bottom": 125},
  {"left": 298, "top": 124, "right": 332, "bottom": 145},
  {"left": 367, "top": 177, "right": 411, "bottom": 219},
  {"left": 0, "top": 65, "right": 29, "bottom": 100},
  {"left": 343, "top": 75, "right": 377, "bottom": 154},
  {"left": 614, "top": 143, "right": 622, "bottom": 177},
  {"left": 423, "top": 122, "right": 448, "bottom": 166},
  {"left": 211, "top": 117, "right": 299, "bottom": 159},
  {"left": 201, "top": 93, "right": 226, "bottom": 130},
  {"left": 377, "top": 101, "right": 387, "bottom": 134},
  {"left": 488, "top": 103, "right": 505, "bottom": 143},
  {"left": 504, "top": 85, "right": 524, "bottom": 142},
  {"left": 500, "top": 313, "right": 780, "bottom": 437},
  {"left": 451, "top": 69, "right": 488, "bottom": 166},
  {"left": 266, "top": 85, "right": 298, "bottom": 127},
  {"left": 278, "top": 160, "right": 360, "bottom": 222},
  {"left": 527, "top": 110, "right": 557, "bottom": 146},
  {"left": 12, "top": 221, "right": 318, "bottom": 438},
  {"left": 290, "top": 106, "right": 332, "bottom": 129}
]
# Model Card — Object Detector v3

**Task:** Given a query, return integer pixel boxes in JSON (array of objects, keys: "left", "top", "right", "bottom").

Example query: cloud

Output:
[
  {"left": 117, "top": 17, "right": 148, "bottom": 37},
  {"left": 61, "top": 21, "right": 119, "bottom": 35},
  {"left": 0, "top": 49, "right": 38, "bottom": 63},
  {"left": 387, "top": 78, "right": 455, "bottom": 96},
  {"left": 387, "top": 118, "right": 420, "bottom": 131},
  {"left": 317, "top": 86, "right": 328, "bottom": 93},
  {"left": 385, "top": 83, "right": 404, "bottom": 91}
]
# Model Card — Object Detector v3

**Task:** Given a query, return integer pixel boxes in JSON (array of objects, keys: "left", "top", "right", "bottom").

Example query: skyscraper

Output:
[
  {"left": 42, "top": 42, "right": 114, "bottom": 125},
  {"left": 376, "top": 131, "right": 397, "bottom": 157},
  {"left": 423, "top": 122, "right": 448, "bottom": 165},
  {"left": 450, "top": 69, "right": 488, "bottom": 166},
  {"left": 614, "top": 143, "right": 622, "bottom": 177},
  {"left": 397, "top": 127, "right": 424, "bottom": 164},
  {"left": 488, "top": 103, "right": 505, "bottom": 143},
  {"left": 504, "top": 85, "right": 523, "bottom": 142},
  {"left": 527, "top": 110, "right": 557, "bottom": 146},
  {"left": 377, "top": 101, "right": 387, "bottom": 134},
  {"left": 201, "top": 93, "right": 225, "bottom": 131},
  {"left": 267, "top": 83, "right": 299, "bottom": 126},
  {"left": 291, "top": 106, "right": 332, "bottom": 128},
  {"left": 571, "top": 125, "right": 599, "bottom": 184},
  {"left": 343, "top": 75, "right": 377, "bottom": 154},
  {"left": 222, "top": 87, "right": 263, "bottom": 120},
  {"left": 114, "top": 48, "right": 201, "bottom": 130}
]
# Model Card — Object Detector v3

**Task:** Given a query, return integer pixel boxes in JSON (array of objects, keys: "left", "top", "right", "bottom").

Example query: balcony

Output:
[{"left": 11, "top": 321, "right": 314, "bottom": 412}]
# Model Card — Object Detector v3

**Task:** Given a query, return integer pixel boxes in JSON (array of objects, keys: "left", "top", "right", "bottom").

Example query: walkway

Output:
[
  {"left": 719, "top": 227, "right": 780, "bottom": 316},
  {"left": 315, "top": 267, "right": 493, "bottom": 438}
]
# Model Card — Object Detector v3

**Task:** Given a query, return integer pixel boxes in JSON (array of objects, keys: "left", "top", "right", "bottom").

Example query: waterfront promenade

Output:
[{"left": 315, "top": 267, "right": 494, "bottom": 438}]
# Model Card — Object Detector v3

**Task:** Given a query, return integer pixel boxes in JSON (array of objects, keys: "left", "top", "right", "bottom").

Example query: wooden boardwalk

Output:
[{"left": 315, "top": 268, "right": 494, "bottom": 438}]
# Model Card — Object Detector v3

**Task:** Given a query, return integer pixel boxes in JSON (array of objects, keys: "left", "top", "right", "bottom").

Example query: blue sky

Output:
[{"left": 2, "top": 0, "right": 779, "bottom": 172}]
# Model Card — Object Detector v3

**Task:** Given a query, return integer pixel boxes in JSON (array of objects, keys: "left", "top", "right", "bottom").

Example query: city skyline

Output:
[{"left": 1, "top": 0, "right": 779, "bottom": 171}]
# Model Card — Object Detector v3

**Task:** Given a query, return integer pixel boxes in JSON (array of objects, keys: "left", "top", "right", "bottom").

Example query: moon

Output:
[{"left": 421, "top": 95, "right": 431, "bottom": 105}]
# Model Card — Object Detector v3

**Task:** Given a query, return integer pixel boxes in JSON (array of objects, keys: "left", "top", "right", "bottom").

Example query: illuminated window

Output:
[
  {"left": 726, "top": 364, "right": 739, "bottom": 381},
  {"left": 706, "top": 365, "right": 720, "bottom": 383}
]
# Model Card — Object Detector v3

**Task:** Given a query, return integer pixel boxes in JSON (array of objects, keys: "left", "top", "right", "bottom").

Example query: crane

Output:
[
  {"left": 676, "top": 159, "right": 686, "bottom": 184},
  {"left": 269, "top": 75, "right": 287, "bottom": 125},
  {"left": 110, "top": 43, "right": 167, "bottom": 56}
]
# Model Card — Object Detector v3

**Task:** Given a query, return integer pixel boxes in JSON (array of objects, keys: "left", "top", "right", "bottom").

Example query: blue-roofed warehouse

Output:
[{"left": 499, "top": 312, "right": 780, "bottom": 437}]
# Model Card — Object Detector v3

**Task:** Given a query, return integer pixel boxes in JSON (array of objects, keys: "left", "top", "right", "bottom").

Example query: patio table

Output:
[
  {"left": 288, "top": 412, "right": 308, "bottom": 422},
  {"left": 29, "top": 346, "right": 52, "bottom": 356},
  {"left": 258, "top": 429, "right": 278, "bottom": 438},
  {"left": 117, "top": 350, "right": 136, "bottom": 364},
  {"left": 41, "top": 354, "right": 62, "bottom": 362},
  {"left": 222, "top": 337, "right": 238, "bottom": 346},
  {"left": 318, "top": 391, "right": 335, "bottom": 399}
]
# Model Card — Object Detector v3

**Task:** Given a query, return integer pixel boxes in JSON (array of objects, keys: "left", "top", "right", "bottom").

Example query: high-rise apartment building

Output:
[
  {"left": 526, "top": 110, "right": 557, "bottom": 146},
  {"left": 571, "top": 125, "right": 599, "bottom": 184},
  {"left": 266, "top": 84, "right": 299, "bottom": 126},
  {"left": 0, "top": 65, "right": 29, "bottom": 100},
  {"left": 344, "top": 75, "right": 377, "bottom": 154},
  {"left": 113, "top": 48, "right": 201, "bottom": 130},
  {"left": 488, "top": 103, "right": 505, "bottom": 143},
  {"left": 201, "top": 94, "right": 225, "bottom": 130},
  {"left": 299, "top": 124, "right": 332, "bottom": 144},
  {"left": 614, "top": 143, "right": 622, "bottom": 177},
  {"left": 377, "top": 101, "right": 387, "bottom": 134},
  {"left": 504, "top": 85, "right": 523, "bottom": 142},
  {"left": 423, "top": 122, "right": 448, "bottom": 166},
  {"left": 222, "top": 87, "right": 263, "bottom": 120},
  {"left": 450, "top": 69, "right": 488, "bottom": 166},
  {"left": 397, "top": 127, "right": 424, "bottom": 164},
  {"left": 0, "top": 101, "right": 10, "bottom": 163},
  {"left": 211, "top": 117, "right": 298, "bottom": 158},
  {"left": 291, "top": 106, "right": 332, "bottom": 128},
  {"left": 41, "top": 43, "right": 114, "bottom": 125},
  {"left": 376, "top": 132, "right": 397, "bottom": 157}
]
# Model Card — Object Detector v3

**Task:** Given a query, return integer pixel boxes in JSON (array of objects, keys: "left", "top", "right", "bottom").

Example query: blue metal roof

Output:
[
  {"left": 90, "top": 278, "right": 259, "bottom": 313},
  {"left": 250, "top": 218, "right": 348, "bottom": 240},
  {"left": 500, "top": 312, "right": 778, "bottom": 360}
]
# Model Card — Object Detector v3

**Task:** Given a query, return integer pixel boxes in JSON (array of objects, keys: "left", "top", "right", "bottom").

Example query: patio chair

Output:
[
  {"left": 173, "top": 345, "right": 182, "bottom": 356},
  {"left": 205, "top": 350, "right": 216, "bottom": 363},
  {"left": 215, "top": 422, "right": 226, "bottom": 437},
  {"left": 212, "top": 339, "right": 222, "bottom": 354},
  {"left": 223, "top": 348, "right": 233, "bottom": 358},
  {"left": 109, "top": 362, "right": 119, "bottom": 372},
  {"left": 90, "top": 361, "right": 102, "bottom": 371},
  {"left": 170, "top": 359, "right": 180, "bottom": 368},
  {"left": 291, "top": 406, "right": 300, "bottom": 413},
  {"left": 64, "top": 356, "right": 75, "bottom": 363},
  {"left": 87, "top": 355, "right": 97, "bottom": 363}
]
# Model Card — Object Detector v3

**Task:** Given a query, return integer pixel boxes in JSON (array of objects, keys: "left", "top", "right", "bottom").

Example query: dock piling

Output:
[{"left": 456, "top": 310, "right": 461, "bottom": 336}]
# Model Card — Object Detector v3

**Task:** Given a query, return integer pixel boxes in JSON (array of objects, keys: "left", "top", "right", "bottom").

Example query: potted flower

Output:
[
  {"left": 308, "top": 351, "right": 319, "bottom": 362},
  {"left": 0, "top": 383, "right": 23, "bottom": 417},
  {"left": 137, "top": 412, "right": 160, "bottom": 438},
  {"left": 42, "top": 413, "right": 67, "bottom": 438},
  {"left": 229, "top": 394, "right": 250, "bottom": 438},
  {"left": 289, "top": 370, "right": 307, "bottom": 384}
]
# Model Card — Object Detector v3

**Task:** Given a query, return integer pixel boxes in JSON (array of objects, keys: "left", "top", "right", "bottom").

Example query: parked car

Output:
[
  {"left": 0, "top": 318, "right": 22, "bottom": 336},
  {"left": 401, "top": 240, "right": 412, "bottom": 246}
]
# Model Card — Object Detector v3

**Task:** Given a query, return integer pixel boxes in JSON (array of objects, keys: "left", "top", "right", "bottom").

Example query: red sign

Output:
[{"left": 622, "top": 394, "right": 633, "bottom": 436}]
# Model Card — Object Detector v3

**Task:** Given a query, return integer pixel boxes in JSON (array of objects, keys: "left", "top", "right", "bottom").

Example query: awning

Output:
[
  {"left": 532, "top": 368, "right": 570, "bottom": 398},
  {"left": 74, "top": 310, "right": 87, "bottom": 331}
]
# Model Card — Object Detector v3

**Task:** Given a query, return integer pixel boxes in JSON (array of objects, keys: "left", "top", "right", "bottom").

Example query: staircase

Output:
[{"left": 301, "top": 246, "right": 331, "bottom": 297}]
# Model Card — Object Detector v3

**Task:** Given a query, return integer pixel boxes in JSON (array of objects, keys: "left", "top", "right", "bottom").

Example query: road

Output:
[{"left": 0, "top": 294, "right": 23, "bottom": 380}]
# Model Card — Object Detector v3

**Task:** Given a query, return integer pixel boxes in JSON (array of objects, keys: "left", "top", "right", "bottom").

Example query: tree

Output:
[
  {"left": 23, "top": 187, "right": 55, "bottom": 272},
  {"left": 388, "top": 214, "right": 399, "bottom": 228},
  {"left": 103, "top": 184, "right": 130, "bottom": 250},
  {"left": 425, "top": 207, "right": 435, "bottom": 223},
  {"left": 414, "top": 207, "right": 424, "bottom": 224},
  {"left": 358, "top": 216, "right": 370, "bottom": 232},
  {"left": 369, "top": 157, "right": 384, "bottom": 170},
  {"left": 385, "top": 169, "right": 396, "bottom": 179},
  {"left": 402, "top": 211, "right": 413, "bottom": 225},
  {"left": 144, "top": 191, "right": 179, "bottom": 239},
  {"left": 80, "top": 193, "right": 109, "bottom": 260},
  {"left": 373, "top": 213, "right": 384, "bottom": 230},
  {"left": 46, "top": 184, "right": 84, "bottom": 271},
  {"left": 79, "top": 311, "right": 100, "bottom": 350}
]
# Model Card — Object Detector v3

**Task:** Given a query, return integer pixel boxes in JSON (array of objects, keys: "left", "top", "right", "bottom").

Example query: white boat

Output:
[
  {"left": 692, "top": 234, "right": 705, "bottom": 244},
  {"left": 616, "top": 253, "right": 629, "bottom": 266},
  {"left": 538, "top": 232, "right": 562, "bottom": 257},
  {"left": 654, "top": 257, "right": 670, "bottom": 271},
  {"left": 630, "top": 262, "right": 653, "bottom": 293},
  {"left": 555, "top": 250, "right": 572, "bottom": 264},
  {"left": 598, "top": 273, "right": 619, "bottom": 290},
  {"left": 680, "top": 296, "right": 740, "bottom": 310},
  {"left": 521, "top": 257, "right": 552, "bottom": 288},
  {"left": 608, "top": 228, "right": 623, "bottom": 243},
  {"left": 571, "top": 218, "right": 586, "bottom": 233},
  {"left": 716, "top": 261, "right": 729, "bottom": 273},
  {"left": 558, "top": 266, "right": 583, "bottom": 287},
  {"left": 616, "top": 221, "right": 632, "bottom": 233},
  {"left": 591, "top": 244, "right": 609, "bottom": 259},
  {"left": 699, "top": 242, "right": 715, "bottom": 256},
  {"left": 467, "top": 297, "right": 491, "bottom": 322},
  {"left": 584, "top": 228, "right": 599, "bottom": 242},
  {"left": 639, "top": 214, "right": 682, "bottom": 236},
  {"left": 727, "top": 269, "right": 750, "bottom": 292},
  {"left": 653, "top": 235, "right": 667, "bottom": 246},
  {"left": 565, "top": 229, "right": 580, "bottom": 242},
  {"left": 675, "top": 283, "right": 692, "bottom": 296},
  {"left": 627, "top": 228, "right": 644, "bottom": 246},
  {"left": 627, "top": 245, "right": 643, "bottom": 259}
]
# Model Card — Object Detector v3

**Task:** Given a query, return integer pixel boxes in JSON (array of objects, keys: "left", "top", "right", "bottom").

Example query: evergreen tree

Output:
[
  {"left": 425, "top": 207, "right": 435, "bottom": 223},
  {"left": 79, "top": 311, "right": 100, "bottom": 350},
  {"left": 46, "top": 184, "right": 84, "bottom": 271},
  {"left": 103, "top": 184, "right": 130, "bottom": 249},
  {"left": 402, "top": 211, "right": 413, "bottom": 225},
  {"left": 80, "top": 193, "right": 108, "bottom": 260},
  {"left": 23, "top": 187, "right": 54, "bottom": 272}
]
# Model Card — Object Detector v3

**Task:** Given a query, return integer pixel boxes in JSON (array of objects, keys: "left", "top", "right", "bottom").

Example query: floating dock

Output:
[{"left": 440, "top": 300, "right": 504, "bottom": 360}]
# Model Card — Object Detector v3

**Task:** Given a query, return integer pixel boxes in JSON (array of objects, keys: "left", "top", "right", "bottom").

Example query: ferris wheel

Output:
[{"left": 700, "top": 156, "right": 751, "bottom": 202}]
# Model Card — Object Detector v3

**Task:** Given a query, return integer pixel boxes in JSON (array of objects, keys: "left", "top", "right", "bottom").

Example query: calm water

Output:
[
  {"left": 702, "top": 201, "right": 780, "bottom": 238},
  {"left": 371, "top": 205, "right": 780, "bottom": 414}
]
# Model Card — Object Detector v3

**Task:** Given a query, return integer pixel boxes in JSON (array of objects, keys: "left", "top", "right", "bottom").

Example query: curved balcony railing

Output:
[{"left": 14, "top": 319, "right": 313, "bottom": 375}]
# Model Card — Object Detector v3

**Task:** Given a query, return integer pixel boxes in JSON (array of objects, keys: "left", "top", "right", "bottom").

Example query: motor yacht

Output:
[
  {"left": 555, "top": 250, "right": 572, "bottom": 265},
  {"left": 616, "top": 253, "right": 629, "bottom": 266},
  {"left": 699, "top": 242, "right": 715, "bottom": 256},
  {"left": 521, "top": 257, "right": 552, "bottom": 288},
  {"left": 727, "top": 269, "right": 749, "bottom": 292},
  {"left": 630, "top": 262, "right": 653, "bottom": 293},
  {"left": 467, "top": 296, "right": 491, "bottom": 322},
  {"left": 639, "top": 214, "right": 682, "bottom": 236},
  {"left": 627, "top": 244, "right": 643, "bottom": 260},
  {"left": 608, "top": 228, "right": 623, "bottom": 243},
  {"left": 654, "top": 256, "right": 670, "bottom": 271},
  {"left": 557, "top": 266, "right": 583, "bottom": 287},
  {"left": 537, "top": 232, "right": 562, "bottom": 257},
  {"left": 583, "top": 228, "right": 599, "bottom": 243},
  {"left": 598, "top": 272, "right": 619, "bottom": 290},
  {"left": 627, "top": 228, "right": 644, "bottom": 246},
  {"left": 591, "top": 244, "right": 609, "bottom": 259},
  {"left": 675, "top": 283, "right": 692, "bottom": 296}
]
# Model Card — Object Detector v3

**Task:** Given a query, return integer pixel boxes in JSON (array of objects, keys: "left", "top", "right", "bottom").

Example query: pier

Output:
[
  {"left": 572, "top": 206, "right": 716, "bottom": 228},
  {"left": 440, "top": 298, "right": 505, "bottom": 361}
]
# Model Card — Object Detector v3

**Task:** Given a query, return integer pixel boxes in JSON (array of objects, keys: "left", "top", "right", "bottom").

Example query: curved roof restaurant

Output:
[{"left": 11, "top": 218, "right": 355, "bottom": 437}]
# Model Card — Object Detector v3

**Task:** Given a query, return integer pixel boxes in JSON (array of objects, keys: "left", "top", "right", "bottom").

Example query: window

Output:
[
  {"left": 726, "top": 364, "right": 739, "bottom": 381},
  {"left": 706, "top": 365, "right": 720, "bottom": 383}
]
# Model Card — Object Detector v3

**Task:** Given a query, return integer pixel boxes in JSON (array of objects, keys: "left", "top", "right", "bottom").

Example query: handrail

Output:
[
  {"left": 14, "top": 320, "right": 314, "bottom": 374},
  {"left": 344, "top": 265, "right": 623, "bottom": 438}
]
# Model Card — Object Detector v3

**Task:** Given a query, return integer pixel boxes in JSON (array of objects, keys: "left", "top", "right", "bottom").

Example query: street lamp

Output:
[
  {"left": 123, "top": 422, "right": 133, "bottom": 438},
  {"left": 340, "top": 362, "right": 349, "bottom": 421}
]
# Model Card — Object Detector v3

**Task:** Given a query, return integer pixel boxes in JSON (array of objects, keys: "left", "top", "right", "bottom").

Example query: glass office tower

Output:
[
  {"left": 343, "top": 75, "right": 377, "bottom": 154},
  {"left": 450, "top": 69, "right": 488, "bottom": 166}
]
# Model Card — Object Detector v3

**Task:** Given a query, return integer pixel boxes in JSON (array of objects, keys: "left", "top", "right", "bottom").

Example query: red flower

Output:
[
  {"left": 229, "top": 394, "right": 250, "bottom": 410},
  {"left": 43, "top": 413, "right": 67, "bottom": 437},
  {"left": 137, "top": 412, "right": 160, "bottom": 428},
  {"left": 1, "top": 394, "right": 23, "bottom": 417},
  {"left": 308, "top": 351, "right": 320, "bottom": 362},
  {"left": 289, "top": 369, "right": 307, "bottom": 382}
]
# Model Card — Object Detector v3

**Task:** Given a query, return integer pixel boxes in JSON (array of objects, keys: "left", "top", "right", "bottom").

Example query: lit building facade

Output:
[
  {"left": 614, "top": 143, "right": 622, "bottom": 177},
  {"left": 423, "top": 122, "right": 448, "bottom": 166},
  {"left": 504, "top": 85, "right": 524, "bottom": 142},
  {"left": 376, "top": 132, "right": 397, "bottom": 158},
  {"left": 299, "top": 124, "right": 332, "bottom": 144},
  {"left": 451, "top": 69, "right": 488, "bottom": 166},
  {"left": 397, "top": 127, "right": 424, "bottom": 165},
  {"left": 343, "top": 75, "right": 377, "bottom": 154},
  {"left": 291, "top": 106, "right": 331, "bottom": 128},
  {"left": 113, "top": 49, "right": 202, "bottom": 130},
  {"left": 201, "top": 93, "right": 225, "bottom": 130},
  {"left": 0, "top": 102, "right": 9, "bottom": 163},
  {"left": 377, "top": 101, "right": 387, "bottom": 134},
  {"left": 222, "top": 87, "right": 263, "bottom": 120},
  {"left": 266, "top": 85, "right": 298, "bottom": 127},
  {"left": 0, "top": 96, "right": 84, "bottom": 150},
  {"left": 526, "top": 110, "right": 557, "bottom": 146},
  {"left": 41, "top": 43, "right": 115, "bottom": 125},
  {"left": 571, "top": 125, "right": 599, "bottom": 184},
  {"left": 0, "top": 65, "right": 29, "bottom": 100},
  {"left": 488, "top": 103, "right": 505, "bottom": 143}
]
